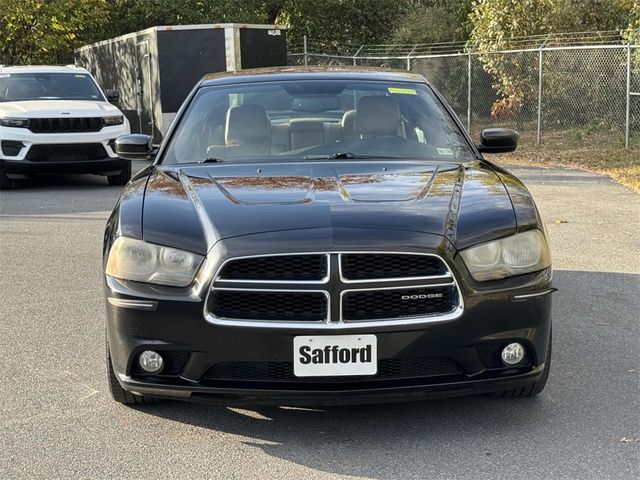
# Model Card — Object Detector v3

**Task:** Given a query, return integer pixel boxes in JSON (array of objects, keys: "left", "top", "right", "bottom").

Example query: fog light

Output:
[
  {"left": 501, "top": 343, "right": 525, "bottom": 366},
  {"left": 138, "top": 350, "right": 164, "bottom": 373}
]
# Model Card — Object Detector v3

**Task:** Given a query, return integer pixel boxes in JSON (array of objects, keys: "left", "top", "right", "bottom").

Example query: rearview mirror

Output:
[
  {"left": 115, "top": 134, "right": 155, "bottom": 161},
  {"left": 292, "top": 95, "right": 341, "bottom": 112},
  {"left": 477, "top": 128, "right": 518, "bottom": 153},
  {"left": 105, "top": 89, "right": 120, "bottom": 103}
]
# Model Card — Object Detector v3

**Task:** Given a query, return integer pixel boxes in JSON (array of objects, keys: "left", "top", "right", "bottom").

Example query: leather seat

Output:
[
  {"left": 355, "top": 96, "right": 400, "bottom": 138},
  {"left": 290, "top": 119, "right": 325, "bottom": 150},
  {"left": 341, "top": 110, "right": 357, "bottom": 140},
  {"left": 289, "top": 119, "right": 343, "bottom": 150},
  {"left": 225, "top": 104, "right": 271, "bottom": 154},
  {"left": 206, "top": 104, "right": 276, "bottom": 159}
]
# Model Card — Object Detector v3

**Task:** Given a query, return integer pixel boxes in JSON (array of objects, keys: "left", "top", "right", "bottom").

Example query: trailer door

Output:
[{"left": 135, "top": 40, "right": 154, "bottom": 136}]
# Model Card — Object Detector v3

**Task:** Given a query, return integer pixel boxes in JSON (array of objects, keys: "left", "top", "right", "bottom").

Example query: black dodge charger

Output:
[{"left": 104, "top": 67, "right": 553, "bottom": 405}]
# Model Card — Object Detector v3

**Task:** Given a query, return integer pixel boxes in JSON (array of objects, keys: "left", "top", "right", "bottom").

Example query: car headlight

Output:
[
  {"left": 460, "top": 230, "right": 551, "bottom": 281},
  {"left": 0, "top": 117, "right": 29, "bottom": 128},
  {"left": 103, "top": 115, "right": 124, "bottom": 126},
  {"left": 106, "top": 237, "right": 204, "bottom": 287}
]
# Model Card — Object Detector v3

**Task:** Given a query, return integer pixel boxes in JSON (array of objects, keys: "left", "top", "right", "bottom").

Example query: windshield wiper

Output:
[
  {"left": 304, "top": 152, "right": 393, "bottom": 160},
  {"left": 329, "top": 152, "right": 367, "bottom": 159},
  {"left": 199, "top": 157, "right": 225, "bottom": 164}
]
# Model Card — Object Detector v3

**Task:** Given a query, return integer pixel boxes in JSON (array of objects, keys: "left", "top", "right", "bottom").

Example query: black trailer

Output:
[{"left": 75, "top": 23, "right": 287, "bottom": 141}]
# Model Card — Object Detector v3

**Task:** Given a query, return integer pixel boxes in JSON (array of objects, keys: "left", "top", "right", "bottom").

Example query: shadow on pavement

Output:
[
  {"left": 134, "top": 269, "right": 639, "bottom": 479},
  {"left": 0, "top": 161, "right": 148, "bottom": 216}
]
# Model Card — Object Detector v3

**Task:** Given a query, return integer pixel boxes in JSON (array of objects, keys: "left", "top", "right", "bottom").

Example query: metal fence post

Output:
[
  {"left": 303, "top": 35, "right": 308, "bottom": 66},
  {"left": 536, "top": 47, "right": 544, "bottom": 145},
  {"left": 407, "top": 45, "right": 417, "bottom": 71},
  {"left": 625, "top": 43, "right": 631, "bottom": 149},
  {"left": 353, "top": 45, "right": 364, "bottom": 66},
  {"left": 467, "top": 52, "right": 472, "bottom": 132},
  {"left": 536, "top": 36, "right": 552, "bottom": 145}
]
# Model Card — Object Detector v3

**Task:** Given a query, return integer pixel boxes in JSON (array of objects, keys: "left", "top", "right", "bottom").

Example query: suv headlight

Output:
[
  {"left": 460, "top": 230, "right": 551, "bottom": 281},
  {"left": 106, "top": 237, "right": 203, "bottom": 287},
  {"left": 0, "top": 117, "right": 29, "bottom": 128},
  {"left": 103, "top": 115, "right": 124, "bottom": 126}
]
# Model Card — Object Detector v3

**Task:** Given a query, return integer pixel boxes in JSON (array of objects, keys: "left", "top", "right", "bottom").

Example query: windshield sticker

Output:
[
  {"left": 387, "top": 87, "right": 417, "bottom": 95},
  {"left": 437, "top": 147, "right": 454, "bottom": 156},
  {"left": 74, "top": 74, "right": 87, "bottom": 78},
  {"left": 0, "top": 74, "right": 9, "bottom": 78}
]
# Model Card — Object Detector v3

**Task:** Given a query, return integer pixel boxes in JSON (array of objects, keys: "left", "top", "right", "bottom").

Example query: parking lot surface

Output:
[{"left": 1, "top": 163, "right": 638, "bottom": 479}]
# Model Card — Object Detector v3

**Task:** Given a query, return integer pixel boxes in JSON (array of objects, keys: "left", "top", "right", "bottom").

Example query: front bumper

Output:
[
  {"left": 105, "top": 268, "right": 553, "bottom": 406},
  {"left": 1, "top": 157, "right": 128, "bottom": 175},
  {"left": 119, "top": 366, "right": 547, "bottom": 406},
  {"left": 0, "top": 124, "right": 129, "bottom": 174}
]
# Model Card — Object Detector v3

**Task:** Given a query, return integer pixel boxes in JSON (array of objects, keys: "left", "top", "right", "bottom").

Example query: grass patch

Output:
[{"left": 484, "top": 130, "right": 640, "bottom": 192}]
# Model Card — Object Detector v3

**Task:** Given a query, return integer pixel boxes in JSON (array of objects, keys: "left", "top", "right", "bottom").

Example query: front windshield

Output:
[
  {"left": 162, "top": 80, "right": 475, "bottom": 164},
  {"left": 0, "top": 72, "right": 105, "bottom": 102}
]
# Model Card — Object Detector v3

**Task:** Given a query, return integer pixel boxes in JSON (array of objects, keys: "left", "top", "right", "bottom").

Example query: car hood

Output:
[
  {"left": 0, "top": 100, "right": 120, "bottom": 118},
  {"left": 142, "top": 161, "right": 517, "bottom": 255}
]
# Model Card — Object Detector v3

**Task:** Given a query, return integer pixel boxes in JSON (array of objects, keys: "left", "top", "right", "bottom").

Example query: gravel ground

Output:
[{"left": 0, "top": 163, "right": 638, "bottom": 479}]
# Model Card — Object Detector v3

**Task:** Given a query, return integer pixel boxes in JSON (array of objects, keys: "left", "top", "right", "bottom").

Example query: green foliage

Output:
[
  {"left": 0, "top": 0, "right": 108, "bottom": 64},
  {"left": 0, "top": 0, "right": 410, "bottom": 63},
  {"left": 390, "top": 0, "right": 473, "bottom": 45},
  {"left": 275, "top": 0, "right": 405, "bottom": 49},
  {"left": 91, "top": 0, "right": 272, "bottom": 40},
  {"left": 92, "top": 0, "right": 406, "bottom": 52},
  {"left": 1, "top": 0, "right": 638, "bottom": 67},
  {"left": 469, "top": 0, "right": 636, "bottom": 110},
  {"left": 621, "top": 0, "right": 640, "bottom": 41}
]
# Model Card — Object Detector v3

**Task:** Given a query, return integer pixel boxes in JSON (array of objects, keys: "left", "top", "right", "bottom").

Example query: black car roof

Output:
[{"left": 200, "top": 66, "right": 427, "bottom": 87}]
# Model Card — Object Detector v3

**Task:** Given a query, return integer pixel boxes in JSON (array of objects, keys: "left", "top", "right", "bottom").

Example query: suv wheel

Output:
[
  {"left": 107, "top": 162, "right": 131, "bottom": 186},
  {"left": 106, "top": 339, "right": 158, "bottom": 405},
  {"left": 0, "top": 167, "right": 13, "bottom": 190},
  {"left": 490, "top": 329, "right": 552, "bottom": 398}
]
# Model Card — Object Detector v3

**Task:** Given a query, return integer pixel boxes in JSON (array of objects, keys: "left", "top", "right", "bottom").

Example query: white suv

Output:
[{"left": 0, "top": 65, "right": 131, "bottom": 189}]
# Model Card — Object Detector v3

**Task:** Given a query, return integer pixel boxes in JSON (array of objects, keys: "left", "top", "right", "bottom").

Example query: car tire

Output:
[
  {"left": 107, "top": 161, "right": 131, "bottom": 186},
  {"left": 106, "top": 339, "right": 158, "bottom": 405},
  {"left": 490, "top": 329, "right": 552, "bottom": 398},
  {"left": 0, "top": 166, "right": 13, "bottom": 190}
]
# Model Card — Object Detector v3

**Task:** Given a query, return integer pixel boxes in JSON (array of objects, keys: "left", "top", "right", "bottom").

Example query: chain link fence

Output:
[{"left": 289, "top": 42, "right": 640, "bottom": 150}]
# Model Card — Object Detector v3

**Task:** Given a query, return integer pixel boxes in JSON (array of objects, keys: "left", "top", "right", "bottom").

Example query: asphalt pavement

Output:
[{"left": 0, "top": 162, "right": 638, "bottom": 479}]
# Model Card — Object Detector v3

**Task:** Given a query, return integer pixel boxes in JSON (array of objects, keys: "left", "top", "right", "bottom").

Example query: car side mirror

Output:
[
  {"left": 477, "top": 128, "right": 518, "bottom": 153},
  {"left": 105, "top": 89, "right": 120, "bottom": 103},
  {"left": 115, "top": 134, "right": 156, "bottom": 161}
]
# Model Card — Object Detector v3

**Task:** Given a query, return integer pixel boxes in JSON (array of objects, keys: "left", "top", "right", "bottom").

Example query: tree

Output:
[
  {"left": 390, "top": 0, "right": 473, "bottom": 46},
  {"left": 0, "top": 0, "right": 108, "bottom": 64},
  {"left": 274, "top": 0, "right": 405, "bottom": 51},
  {"left": 88, "top": 0, "right": 406, "bottom": 54},
  {"left": 91, "top": 0, "right": 271, "bottom": 40},
  {"left": 468, "top": 0, "right": 636, "bottom": 119},
  {"left": 622, "top": 0, "right": 640, "bottom": 42}
]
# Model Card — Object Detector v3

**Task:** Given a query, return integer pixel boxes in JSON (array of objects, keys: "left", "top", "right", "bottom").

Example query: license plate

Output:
[{"left": 293, "top": 335, "right": 377, "bottom": 377}]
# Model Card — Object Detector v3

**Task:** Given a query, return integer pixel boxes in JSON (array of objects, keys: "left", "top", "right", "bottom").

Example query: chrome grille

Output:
[
  {"left": 209, "top": 289, "right": 328, "bottom": 322},
  {"left": 205, "top": 252, "right": 463, "bottom": 328},
  {"left": 340, "top": 253, "right": 447, "bottom": 280},
  {"left": 218, "top": 254, "right": 328, "bottom": 282},
  {"left": 342, "top": 285, "right": 458, "bottom": 322}
]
